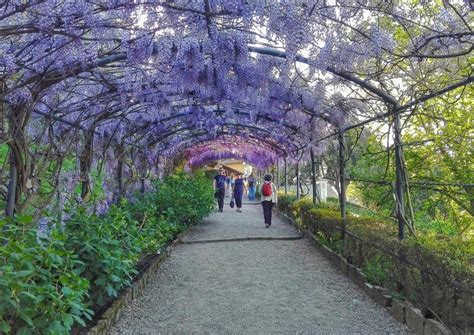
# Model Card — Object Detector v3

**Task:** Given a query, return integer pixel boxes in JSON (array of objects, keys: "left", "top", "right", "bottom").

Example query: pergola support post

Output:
[
  {"left": 140, "top": 179, "right": 146, "bottom": 194},
  {"left": 310, "top": 149, "right": 320, "bottom": 204},
  {"left": 276, "top": 158, "right": 280, "bottom": 190},
  {"left": 296, "top": 161, "right": 300, "bottom": 200},
  {"left": 338, "top": 128, "right": 347, "bottom": 240}
]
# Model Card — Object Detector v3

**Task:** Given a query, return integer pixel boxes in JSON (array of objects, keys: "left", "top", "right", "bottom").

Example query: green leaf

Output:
[
  {"left": 19, "top": 312, "right": 34, "bottom": 327},
  {"left": 0, "top": 320, "right": 11, "bottom": 333},
  {"left": 15, "top": 270, "right": 33, "bottom": 278},
  {"left": 16, "top": 327, "right": 33, "bottom": 335},
  {"left": 61, "top": 314, "right": 74, "bottom": 328},
  {"left": 110, "top": 274, "right": 121, "bottom": 282},
  {"left": 47, "top": 321, "right": 66, "bottom": 334},
  {"left": 71, "top": 315, "right": 86, "bottom": 327},
  {"left": 69, "top": 302, "right": 84, "bottom": 312},
  {"left": 61, "top": 286, "right": 73, "bottom": 297},
  {"left": 18, "top": 215, "right": 33, "bottom": 225},
  {"left": 20, "top": 291, "right": 36, "bottom": 301},
  {"left": 32, "top": 315, "right": 50, "bottom": 329},
  {"left": 49, "top": 253, "right": 63, "bottom": 264}
]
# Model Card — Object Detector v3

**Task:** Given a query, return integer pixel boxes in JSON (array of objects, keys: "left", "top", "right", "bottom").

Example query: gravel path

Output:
[
  {"left": 110, "top": 202, "right": 411, "bottom": 334},
  {"left": 181, "top": 202, "right": 301, "bottom": 242}
]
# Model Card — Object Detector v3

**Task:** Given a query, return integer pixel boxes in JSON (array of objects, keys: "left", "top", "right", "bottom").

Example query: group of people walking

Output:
[{"left": 213, "top": 167, "right": 277, "bottom": 228}]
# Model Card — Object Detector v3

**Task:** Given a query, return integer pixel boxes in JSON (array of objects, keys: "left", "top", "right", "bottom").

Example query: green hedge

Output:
[
  {"left": 0, "top": 170, "right": 214, "bottom": 334},
  {"left": 277, "top": 194, "right": 473, "bottom": 332}
]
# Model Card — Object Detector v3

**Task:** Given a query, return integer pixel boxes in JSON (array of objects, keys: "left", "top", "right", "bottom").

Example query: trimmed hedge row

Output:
[
  {"left": 0, "top": 170, "right": 214, "bottom": 334},
  {"left": 277, "top": 194, "right": 473, "bottom": 334}
]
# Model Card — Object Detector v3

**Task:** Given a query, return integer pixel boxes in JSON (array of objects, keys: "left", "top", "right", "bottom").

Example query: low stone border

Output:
[
  {"left": 86, "top": 231, "right": 187, "bottom": 335},
  {"left": 274, "top": 210, "right": 451, "bottom": 335}
]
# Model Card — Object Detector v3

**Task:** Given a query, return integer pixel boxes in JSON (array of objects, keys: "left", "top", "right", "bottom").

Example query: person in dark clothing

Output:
[
  {"left": 260, "top": 173, "right": 278, "bottom": 228},
  {"left": 233, "top": 172, "right": 247, "bottom": 212},
  {"left": 213, "top": 168, "right": 227, "bottom": 212},
  {"left": 225, "top": 174, "right": 231, "bottom": 197}
]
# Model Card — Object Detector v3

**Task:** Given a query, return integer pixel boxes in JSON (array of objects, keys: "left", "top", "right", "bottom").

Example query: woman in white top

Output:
[{"left": 260, "top": 173, "right": 278, "bottom": 228}]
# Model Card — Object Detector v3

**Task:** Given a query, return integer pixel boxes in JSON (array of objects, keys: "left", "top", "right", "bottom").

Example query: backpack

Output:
[{"left": 262, "top": 182, "right": 272, "bottom": 197}]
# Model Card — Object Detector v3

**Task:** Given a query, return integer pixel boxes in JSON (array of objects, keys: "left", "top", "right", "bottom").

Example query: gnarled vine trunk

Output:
[
  {"left": 80, "top": 130, "right": 95, "bottom": 201},
  {"left": 5, "top": 104, "right": 32, "bottom": 217}
]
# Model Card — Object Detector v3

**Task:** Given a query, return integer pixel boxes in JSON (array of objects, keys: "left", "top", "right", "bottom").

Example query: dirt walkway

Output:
[{"left": 110, "top": 203, "right": 410, "bottom": 334}]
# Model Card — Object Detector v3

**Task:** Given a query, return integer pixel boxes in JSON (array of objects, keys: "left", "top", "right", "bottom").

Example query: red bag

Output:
[{"left": 262, "top": 182, "right": 272, "bottom": 196}]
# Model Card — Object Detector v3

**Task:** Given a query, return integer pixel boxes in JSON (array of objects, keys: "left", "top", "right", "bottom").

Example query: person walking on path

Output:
[
  {"left": 260, "top": 173, "right": 277, "bottom": 228},
  {"left": 233, "top": 172, "right": 247, "bottom": 212},
  {"left": 213, "top": 168, "right": 227, "bottom": 212},
  {"left": 247, "top": 172, "right": 256, "bottom": 201},
  {"left": 230, "top": 173, "right": 235, "bottom": 195},
  {"left": 225, "top": 173, "right": 231, "bottom": 197}
]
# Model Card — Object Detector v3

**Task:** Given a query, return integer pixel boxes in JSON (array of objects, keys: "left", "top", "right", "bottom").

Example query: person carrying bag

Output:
[{"left": 260, "top": 173, "right": 278, "bottom": 228}]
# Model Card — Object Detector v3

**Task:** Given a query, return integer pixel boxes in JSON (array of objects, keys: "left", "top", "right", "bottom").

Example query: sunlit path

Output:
[
  {"left": 181, "top": 202, "right": 302, "bottom": 243},
  {"left": 109, "top": 205, "right": 410, "bottom": 334}
]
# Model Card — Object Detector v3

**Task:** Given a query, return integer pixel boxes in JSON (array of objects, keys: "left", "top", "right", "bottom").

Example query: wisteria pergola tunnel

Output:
[{"left": 0, "top": 1, "right": 472, "bottom": 241}]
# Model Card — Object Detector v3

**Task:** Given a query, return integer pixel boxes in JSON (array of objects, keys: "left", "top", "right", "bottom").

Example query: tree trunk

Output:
[
  {"left": 5, "top": 105, "right": 31, "bottom": 216},
  {"left": 393, "top": 108, "right": 415, "bottom": 238},
  {"left": 5, "top": 151, "right": 17, "bottom": 217},
  {"left": 338, "top": 129, "right": 347, "bottom": 240},
  {"left": 80, "top": 131, "right": 95, "bottom": 201}
]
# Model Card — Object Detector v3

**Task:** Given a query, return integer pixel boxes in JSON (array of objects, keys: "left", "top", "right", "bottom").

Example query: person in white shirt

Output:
[{"left": 260, "top": 173, "right": 278, "bottom": 228}]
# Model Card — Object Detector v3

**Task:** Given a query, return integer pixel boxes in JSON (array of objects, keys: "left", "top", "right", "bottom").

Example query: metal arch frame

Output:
[
  {"left": 160, "top": 132, "right": 289, "bottom": 159},
  {"left": 165, "top": 136, "right": 282, "bottom": 169},
  {"left": 145, "top": 122, "right": 300, "bottom": 157}
]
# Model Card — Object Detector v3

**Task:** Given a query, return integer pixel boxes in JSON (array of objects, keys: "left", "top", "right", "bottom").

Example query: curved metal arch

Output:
[
  {"left": 147, "top": 123, "right": 296, "bottom": 158},
  {"left": 158, "top": 132, "right": 288, "bottom": 160}
]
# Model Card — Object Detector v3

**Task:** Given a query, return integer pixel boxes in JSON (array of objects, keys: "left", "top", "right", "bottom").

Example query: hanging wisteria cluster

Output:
[
  {"left": 184, "top": 136, "right": 280, "bottom": 170},
  {"left": 0, "top": 0, "right": 472, "bottom": 217}
]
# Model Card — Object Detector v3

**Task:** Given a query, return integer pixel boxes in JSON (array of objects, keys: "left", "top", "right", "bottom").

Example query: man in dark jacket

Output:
[{"left": 213, "top": 167, "right": 227, "bottom": 212}]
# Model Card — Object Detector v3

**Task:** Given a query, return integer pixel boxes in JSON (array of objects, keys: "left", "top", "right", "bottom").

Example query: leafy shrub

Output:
[
  {"left": 153, "top": 170, "right": 215, "bottom": 226},
  {"left": 292, "top": 197, "right": 315, "bottom": 213},
  {"left": 0, "top": 170, "right": 216, "bottom": 333},
  {"left": 362, "top": 253, "right": 394, "bottom": 287},
  {"left": 63, "top": 205, "right": 141, "bottom": 306},
  {"left": 414, "top": 212, "right": 462, "bottom": 237},
  {"left": 276, "top": 193, "right": 297, "bottom": 217},
  {"left": 0, "top": 216, "right": 92, "bottom": 334}
]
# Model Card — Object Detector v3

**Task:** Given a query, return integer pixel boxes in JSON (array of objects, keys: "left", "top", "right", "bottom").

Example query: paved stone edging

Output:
[
  {"left": 85, "top": 229, "right": 191, "bottom": 335},
  {"left": 180, "top": 235, "right": 303, "bottom": 244},
  {"left": 274, "top": 210, "right": 451, "bottom": 335}
]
